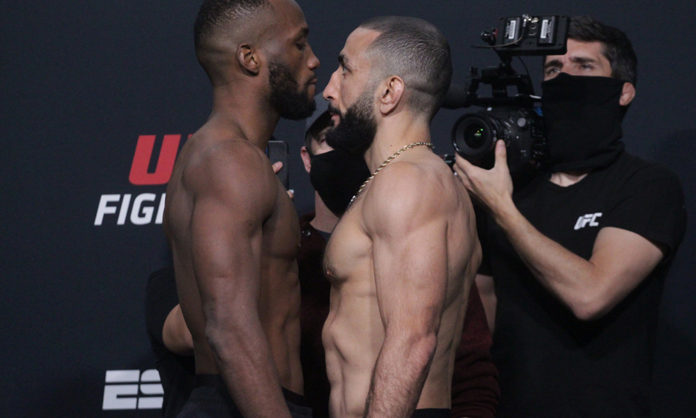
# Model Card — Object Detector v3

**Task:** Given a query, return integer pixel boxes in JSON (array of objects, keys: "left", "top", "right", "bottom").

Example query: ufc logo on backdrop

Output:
[
  {"left": 94, "top": 134, "right": 189, "bottom": 226},
  {"left": 129, "top": 134, "right": 187, "bottom": 185},
  {"left": 102, "top": 369, "right": 163, "bottom": 410},
  {"left": 574, "top": 212, "right": 602, "bottom": 230}
]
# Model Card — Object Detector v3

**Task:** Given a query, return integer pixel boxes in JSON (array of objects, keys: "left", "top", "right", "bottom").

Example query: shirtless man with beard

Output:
[
  {"left": 320, "top": 16, "right": 481, "bottom": 417},
  {"left": 163, "top": 0, "right": 319, "bottom": 416}
]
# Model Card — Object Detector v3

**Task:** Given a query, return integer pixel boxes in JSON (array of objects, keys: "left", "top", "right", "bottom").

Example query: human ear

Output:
[
  {"left": 300, "top": 146, "right": 312, "bottom": 174},
  {"left": 378, "top": 76, "right": 404, "bottom": 115},
  {"left": 237, "top": 44, "right": 260, "bottom": 75},
  {"left": 619, "top": 81, "right": 636, "bottom": 106}
]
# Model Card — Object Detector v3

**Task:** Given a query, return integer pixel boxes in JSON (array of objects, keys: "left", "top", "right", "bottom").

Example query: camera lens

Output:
[
  {"left": 451, "top": 113, "right": 497, "bottom": 161},
  {"left": 464, "top": 124, "right": 487, "bottom": 148}
]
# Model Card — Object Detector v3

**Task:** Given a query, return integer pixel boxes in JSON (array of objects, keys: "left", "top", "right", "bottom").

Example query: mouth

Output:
[
  {"left": 327, "top": 104, "right": 341, "bottom": 127},
  {"left": 307, "top": 78, "right": 318, "bottom": 95}
]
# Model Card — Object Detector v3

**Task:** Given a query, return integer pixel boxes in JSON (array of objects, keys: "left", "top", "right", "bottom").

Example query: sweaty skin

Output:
[
  {"left": 163, "top": 0, "right": 319, "bottom": 416},
  {"left": 322, "top": 150, "right": 481, "bottom": 417}
]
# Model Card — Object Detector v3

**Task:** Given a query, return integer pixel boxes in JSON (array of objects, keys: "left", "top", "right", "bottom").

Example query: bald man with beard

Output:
[{"left": 320, "top": 17, "right": 481, "bottom": 417}]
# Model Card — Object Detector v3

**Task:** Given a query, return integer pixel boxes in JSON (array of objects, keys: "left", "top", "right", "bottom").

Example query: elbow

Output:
[
  {"left": 203, "top": 310, "right": 240, "bottom": 360},
  {"left": 569, "top": 294, "right": 613, "bottom": 321},
  {"left": 405, "top": 331, "right": 438, "bottom": 367},
  {"left": 204, "top": 320, "right": 225, "bottom": 354}
]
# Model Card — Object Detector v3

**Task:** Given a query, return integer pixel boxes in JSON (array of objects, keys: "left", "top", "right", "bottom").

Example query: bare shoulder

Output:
[
  {"left": 184, "top": 135, "right": 270, "bottom": 187},
  {"left": 363, "top": 155, "right": 458, "bottom": 231},
  {"left": 181, "top": 134, "right": 276, "bottom": 206}
]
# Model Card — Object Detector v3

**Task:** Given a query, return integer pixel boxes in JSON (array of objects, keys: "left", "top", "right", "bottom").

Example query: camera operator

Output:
[{"left": 453, "top": 16, "right": 686, "bottom": 417}]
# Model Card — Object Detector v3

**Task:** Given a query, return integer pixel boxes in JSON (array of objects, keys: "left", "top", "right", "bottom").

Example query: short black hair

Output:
[
  {"left": 359, "top": 16, "right": 452, "bottom": 119},
  {"left": 568, "top": 16, "right": 638, "bottom": 85},
  {"left": 193, "top": 0, "right": 271, "bottom": 84},
  {"left": 194, "top": 0, "right": 270, "bottom": 50}
]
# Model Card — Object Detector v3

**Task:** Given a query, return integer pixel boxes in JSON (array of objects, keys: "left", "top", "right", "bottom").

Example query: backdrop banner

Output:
[{"left": 3, "top": 1, "right": 694, "bottom": 416}]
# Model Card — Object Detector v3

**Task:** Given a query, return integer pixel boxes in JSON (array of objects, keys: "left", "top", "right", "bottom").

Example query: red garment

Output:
[{"left": 450, "top": 284, "right": 500, "bottom": 418}]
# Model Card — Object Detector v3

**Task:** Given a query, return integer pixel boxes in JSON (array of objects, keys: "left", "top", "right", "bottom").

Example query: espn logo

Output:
[{"left": 102, "top": 369, "right": 163, "bottom": 410}]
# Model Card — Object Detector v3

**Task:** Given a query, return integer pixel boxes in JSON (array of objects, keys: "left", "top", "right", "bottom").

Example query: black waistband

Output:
[
  {"left": 194, "top": 374, "right": 222, "bottom": 388},
  {"left": 282, "top": 387, "right": 308, "bottom": 407}
]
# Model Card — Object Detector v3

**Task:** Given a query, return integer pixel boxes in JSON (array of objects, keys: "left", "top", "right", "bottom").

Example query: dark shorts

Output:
[
  {"left": 412, "top": 409, "right": 451, "bottom": 418},
  {"left": 177, "top": 375, "right": 312, "bottom": 418}
]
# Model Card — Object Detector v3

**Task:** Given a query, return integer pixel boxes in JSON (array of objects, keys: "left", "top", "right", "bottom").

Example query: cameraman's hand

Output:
[{"left": 453, "top": 140, "right": 514, "bottom": 220}]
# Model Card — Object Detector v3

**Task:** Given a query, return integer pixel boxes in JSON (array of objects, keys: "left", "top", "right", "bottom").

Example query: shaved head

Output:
[
  {"left": 194, "top": 0, "right": 274, "bottom": 84},
  {"left": 359, "top": 16, "right": 452, "bottom": 119},
  {"left": 194, "top": 0, "right": 271, "bottom": 49}
]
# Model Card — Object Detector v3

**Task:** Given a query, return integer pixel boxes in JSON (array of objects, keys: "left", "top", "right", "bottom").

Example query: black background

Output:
[{"left": 2, "top": 1, "right": 694, "bottom": 416}]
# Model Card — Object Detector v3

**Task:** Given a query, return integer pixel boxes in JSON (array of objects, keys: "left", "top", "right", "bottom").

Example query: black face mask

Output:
[
  {"left": 309, "top": 149, "right": 370, "bottom": 216},
  {"left": 541, "top": 73, "right": 626, "bottom": 172}
]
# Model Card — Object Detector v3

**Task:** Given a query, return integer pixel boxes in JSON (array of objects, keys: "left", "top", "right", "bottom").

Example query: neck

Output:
[
  {"left": 364, "top": 112, "right": 430, "bottom": 171},
  {"left": 549, "top": 171, "right": 589, "bottom": 187},
  {"left": 309, "top": 193, "right": 339, "bottom": 233},
  {"left": 208, "top": 83, "right": 280, "bottom": 150}
]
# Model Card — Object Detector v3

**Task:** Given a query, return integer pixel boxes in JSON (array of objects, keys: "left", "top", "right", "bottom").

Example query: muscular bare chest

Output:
[
  {"left": 323, "top": 205, "right": 372, "bottom": 285},
  {"left": 262, "top": 180, "right": 301, "bottom": 261}
]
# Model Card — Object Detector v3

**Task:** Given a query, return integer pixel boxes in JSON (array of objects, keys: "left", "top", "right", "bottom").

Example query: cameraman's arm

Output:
[{"left": 453, "top": 141, "right": 663, "bottom": 321}]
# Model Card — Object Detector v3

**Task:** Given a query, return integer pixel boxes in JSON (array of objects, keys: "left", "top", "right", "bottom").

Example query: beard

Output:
[
  {"left": 269, "top": 62, "right": 315, "bottom": 120},
  {"left": 324, "top": 90, "right": 377, "bottom": 156}
]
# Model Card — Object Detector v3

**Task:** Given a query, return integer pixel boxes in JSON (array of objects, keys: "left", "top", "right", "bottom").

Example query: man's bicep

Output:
[
  {"left": 189, "top": 180, "right": 268, "bottom": 313},
  {"left": 589, "top": 226, "right": 664, "bottom": 309},
  {"left": 370, "top": 209, "right": 449, "bottom": 331}
]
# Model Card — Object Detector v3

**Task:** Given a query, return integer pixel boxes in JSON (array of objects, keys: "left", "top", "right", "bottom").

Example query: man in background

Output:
[{"left": 454, "top": 16, "right": 686, "bottom": 416}]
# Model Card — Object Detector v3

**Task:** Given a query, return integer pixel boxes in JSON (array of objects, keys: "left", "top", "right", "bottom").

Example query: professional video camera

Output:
[{"left": 444, "top": 15, "right": 569, "bottom": 174}]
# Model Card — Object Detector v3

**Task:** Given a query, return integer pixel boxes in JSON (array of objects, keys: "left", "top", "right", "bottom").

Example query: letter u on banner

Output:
[{"left": 129, "top": 134, "right": 181, "bottom": 185}]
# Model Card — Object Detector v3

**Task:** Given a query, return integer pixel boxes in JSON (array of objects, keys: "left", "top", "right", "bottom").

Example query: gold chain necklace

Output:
[{"left": 348, "top": 141, "right": 433, "bottom": 207}]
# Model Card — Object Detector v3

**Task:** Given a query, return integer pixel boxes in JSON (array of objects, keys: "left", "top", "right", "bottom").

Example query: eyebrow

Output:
[
  {"left": 293, "top": 27, "right": 309, "bottom": 42},
  {"left": 338, "top": 53, "right": 350, "bottom": 70},
  {"left": 545, "top": 56, "right": 598, "bottom": 70},
  {"left": 544, "top": 59, "right": 562, "bottom": 70},
  {"left": 569, "top": 56, "right": 598, "bottom": 65}
]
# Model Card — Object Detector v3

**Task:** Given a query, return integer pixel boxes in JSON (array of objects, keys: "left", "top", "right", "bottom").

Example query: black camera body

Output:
[
  {"left": 447, "top": 15, "right": 569, "bottom": 174},
  {"left": 452, "top": 105, "right": 544, "bottom": 171}
]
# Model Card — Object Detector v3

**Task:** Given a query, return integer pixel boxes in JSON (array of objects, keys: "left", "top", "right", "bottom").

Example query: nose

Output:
[
  {"left": 322, "top": 68, "right": 340, "bottom": 102},
  {"left": 307, "top": 44, "right": 320, "bottom": 70}
]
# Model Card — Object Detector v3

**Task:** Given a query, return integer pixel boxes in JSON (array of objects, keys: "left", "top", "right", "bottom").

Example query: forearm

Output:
[
  {"left": 365, "top": 332, "right": 437, "bottom": 418},
  {"left": 206, "top": 316, "right": 292, "bottom": 417},
  {"left": 492, "top": 199, "right": 603, "bottom": 319}
]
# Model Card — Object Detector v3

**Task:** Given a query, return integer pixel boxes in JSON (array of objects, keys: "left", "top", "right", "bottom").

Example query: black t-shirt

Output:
[
  {"left": 481, "top": 152, "right": 686, "bottom": 417},
  {"left": 145, "top": 266, "right": 195, "bottom": 418}
]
